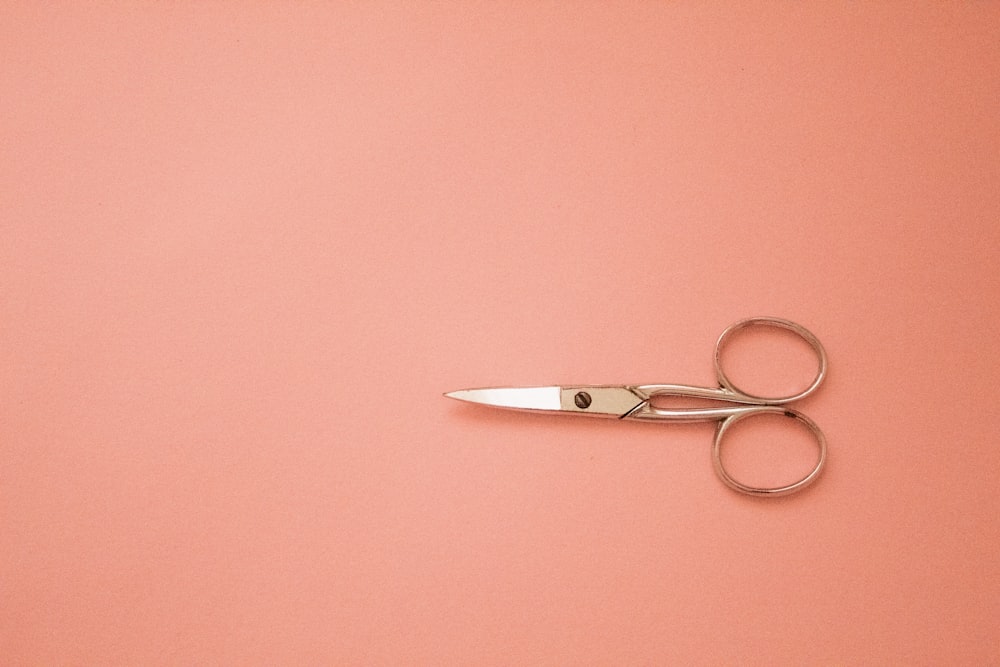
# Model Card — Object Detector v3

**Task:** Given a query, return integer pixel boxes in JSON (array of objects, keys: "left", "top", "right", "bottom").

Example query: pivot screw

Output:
[{"left": 574, "top": 392, "right": 592, "bottom": 409}]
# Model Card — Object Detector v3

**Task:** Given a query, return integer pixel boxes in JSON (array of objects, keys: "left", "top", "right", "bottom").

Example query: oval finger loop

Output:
[
  {"left": 714, "top": 316, "right": 828, "bottom": 404},
  {"left": 712, "top": 409, "right": 827, "bottom": 497}
]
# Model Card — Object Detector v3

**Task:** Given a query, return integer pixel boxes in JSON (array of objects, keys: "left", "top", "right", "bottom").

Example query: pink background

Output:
[{"left": 3, "top": 3, "right": 999, "bottom": 664}]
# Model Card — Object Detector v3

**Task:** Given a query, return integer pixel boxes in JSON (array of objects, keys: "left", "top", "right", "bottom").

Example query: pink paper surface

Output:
[{"left": 3, "top": 3, "right": 999, "bottom": 664}]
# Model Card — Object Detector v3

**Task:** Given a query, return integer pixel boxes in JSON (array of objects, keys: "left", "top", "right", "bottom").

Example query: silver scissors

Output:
[{"left": 445, "top": 317, "right": 827, "bottom": 497}]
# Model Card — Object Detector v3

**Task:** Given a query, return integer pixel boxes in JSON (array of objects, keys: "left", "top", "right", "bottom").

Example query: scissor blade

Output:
[
  {"left": 444, "top": 386, "right": 562, "bottom": 411},
  {"left": 444, "top": 385, "right": 647, "bottom": 418}
]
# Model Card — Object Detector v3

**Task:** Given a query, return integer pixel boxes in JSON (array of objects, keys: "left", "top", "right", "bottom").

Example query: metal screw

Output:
[{"left": 574, "top": 392, "right": 592, "bottom": 409}]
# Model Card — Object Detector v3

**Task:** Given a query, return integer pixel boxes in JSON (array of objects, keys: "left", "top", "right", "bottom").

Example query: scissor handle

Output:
[
  {"left": 712, "top": 407, "right": 827, "bottom": 496},
  {"left": 714, "top": 317, "right": 827, "bottom": 405}
]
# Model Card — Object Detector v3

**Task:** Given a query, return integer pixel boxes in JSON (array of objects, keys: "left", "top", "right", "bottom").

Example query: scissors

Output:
[{"left": 445, "top": 317, "right": 827, "bottom": 497}]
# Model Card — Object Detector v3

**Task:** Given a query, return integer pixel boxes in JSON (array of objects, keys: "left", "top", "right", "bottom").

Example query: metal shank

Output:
[{"left": 625, "top": 384, "right": 766, "bottom": 421}]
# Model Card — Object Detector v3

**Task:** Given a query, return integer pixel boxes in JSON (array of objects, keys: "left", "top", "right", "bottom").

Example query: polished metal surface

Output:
[
  {"left": 444, "top": 386, "right": 562, "bottom": 411},
  {"left": 445, "top": 317, "right": 828, "bottom": 497}
]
